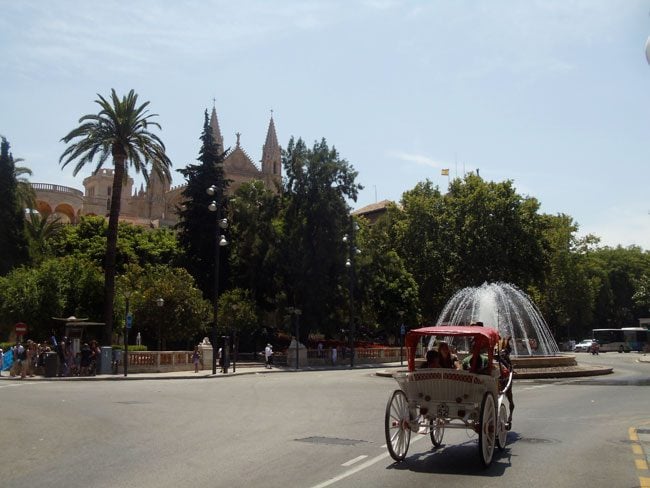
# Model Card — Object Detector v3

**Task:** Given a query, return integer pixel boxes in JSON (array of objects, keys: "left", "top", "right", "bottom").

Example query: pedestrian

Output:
[
  {"left": 0, "top": 348, "right": 3, "bottom": 376},
  {"left": 191, "top": 345, "right": 201, "bottom": 373},
  {"left": 317, "top": 342, "right": 323, "bottom": 358},
  {"left": 331, "top": 346, "right": 338, "bottom": 365},
  {"left": 264, "top": 343, "right": 273, "bottom": 369}
]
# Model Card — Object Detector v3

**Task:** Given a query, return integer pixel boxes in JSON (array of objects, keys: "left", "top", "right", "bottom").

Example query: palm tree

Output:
[
  {"left": 60, "top": 89, "right": 172, "bottom": 345},
  {"left": 14, "top": 164, "right": 36, "bottom": 210},
  {"left": 24, "top": 210, "right": 63, "bottom": 263}
]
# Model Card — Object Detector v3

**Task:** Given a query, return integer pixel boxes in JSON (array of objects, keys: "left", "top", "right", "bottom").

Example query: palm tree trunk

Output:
[{"left": 102, "top": 157, "right": 126, "bottom": 346}]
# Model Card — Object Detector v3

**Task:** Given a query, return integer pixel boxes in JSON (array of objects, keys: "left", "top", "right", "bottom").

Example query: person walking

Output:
[
  {"left": 0, "top": 347, "right": 4, "bottom": 376},
  {"left": 191, "top": 345, "right": 201, "bottom": 373},
  {"left": 264, "top": 344, "right": 273, "bottom": 369},
  {"left": 331, "top": 346, "right": 338, "bottom": 365}
]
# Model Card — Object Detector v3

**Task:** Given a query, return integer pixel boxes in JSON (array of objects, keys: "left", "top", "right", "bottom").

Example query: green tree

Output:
[
  {"left": 0, "top": 256, "right": 104, "bottom": 340},
  {"left": 176, "top": 110, "right": 229, "bottom": 303},
  {"left": 390, "top": 180, "right": 447, "bottom": 322},
  {"left": 14, "top": 165, "right": 36, "bottom": 211},
  {"left": 116, "top": 264, "right": 211, "bottom": 350},
  {"left": 443, "top": 174, "right": 545, "bottom": 291},
  {"left": 356, "top": 215, "right": 421, "bottom": 338},
  {"left": 229, "top": 180, "right": 282, "bottom": 315},
  {"left": 279, "top": 137, "right": 362, "bottom": 341},
  {"left": 24, "top": 211, "right": 64, "bottom": 264},
  {"left": 60, "top": 89, "right": 172, "bottom": 346},
  {"left": 217, "top": 288, "right": 259, "bottom": 351},
  {"left": 47, "top": 215, "right": 181, "bottom": 271},
  {"left": 536, "top": 214, "right": 594, "bottom": 341},
  {"left": 0, "top": 137, "right": 29, "bottom": 274}
]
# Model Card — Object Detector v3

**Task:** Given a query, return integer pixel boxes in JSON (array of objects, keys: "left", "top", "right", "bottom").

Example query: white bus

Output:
[
  {"left": 621, "top": 327, "right": 649, "bottom": 352},
  {"left": 592, "top": 328, "right": 649, "bottom": 352}
]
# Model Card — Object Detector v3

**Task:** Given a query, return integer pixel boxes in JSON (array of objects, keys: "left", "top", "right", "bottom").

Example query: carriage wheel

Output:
[
  {"left": 384, "top": 390, "right": 411, "bottom": 461},
  {"left": 496, "top": 403, "right": 508, "bottom": 451},
  {"left": 478, "top": 392, "right": 496, "bottom": 467},
  {"left": 430, "top": 418, "right": 445, "bottom": 447}
]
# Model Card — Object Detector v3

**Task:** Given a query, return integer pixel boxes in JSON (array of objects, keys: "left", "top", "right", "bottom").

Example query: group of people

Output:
[
  {"left": 2, "top": 337, "right": 102, "bottom": 378},
  {"left": 421, "top": 336, "right": 514, "bottom": 423}
]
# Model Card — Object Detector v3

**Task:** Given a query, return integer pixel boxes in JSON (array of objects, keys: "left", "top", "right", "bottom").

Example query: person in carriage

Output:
[{"left": 497, "top": 336, "right": 515, "bottom": 424}]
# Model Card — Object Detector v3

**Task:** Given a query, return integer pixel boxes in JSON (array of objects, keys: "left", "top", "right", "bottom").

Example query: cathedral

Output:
[{"left": 32, "top": 107, "right": 282, "bottom": 227}]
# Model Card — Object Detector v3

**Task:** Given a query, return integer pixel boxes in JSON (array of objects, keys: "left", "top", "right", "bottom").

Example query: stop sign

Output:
[{"left": 15, "top": 322, "right": 27, "bottom": 334}]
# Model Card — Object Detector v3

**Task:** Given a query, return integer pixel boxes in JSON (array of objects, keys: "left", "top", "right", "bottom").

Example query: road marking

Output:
[
  {"left": 630, "top": 427, "right": 649, "bottom": 488},
  {"left": 341, "top": 455, "right": 368, "bottom": 466},
  {"left": 310, "top": 436, "right": 425, "bottom": 488}
]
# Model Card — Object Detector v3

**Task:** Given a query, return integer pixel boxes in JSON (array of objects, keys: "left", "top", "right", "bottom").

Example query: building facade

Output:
[{"left": 32, "top": 107, "right": 282, "bottom": 227}]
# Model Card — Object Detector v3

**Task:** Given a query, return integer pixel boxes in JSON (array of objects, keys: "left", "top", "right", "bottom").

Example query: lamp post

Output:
[
  {"left": 155, "top": 297, "right": 164, "bottom": 351},
  {"left": 398, "top": 310, "right": 405, "bottom": 366},
  {"left": 207, "top": 184, "right": 229, "bottom": 375},
  {"left": 231, "top": 304, "right": 238, "bottom": 373},
  {"left": 343, "top": 216, "right": 360, "bottom": 368},
  {"left": 287, "top": 307, "right": 302, "bottom": 370},
  {"left": 123, "top": 289, "right": 133, "bottom": 377}
]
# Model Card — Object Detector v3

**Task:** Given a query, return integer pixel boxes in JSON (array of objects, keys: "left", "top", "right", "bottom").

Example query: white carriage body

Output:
[{"left": 394, "top": 368, "right": 500, "bottom": 423}]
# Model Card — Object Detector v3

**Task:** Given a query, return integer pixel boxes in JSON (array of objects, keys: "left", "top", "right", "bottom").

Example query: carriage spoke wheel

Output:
[
  {"left": 385, "top": 390, "right": 411, "bottom": 461},
  {"left": 478, "top": 392, "right": 496, "bottom": 467},
  {"left": 496, "top": 403, "right": 508, "bottom": 451},
  {"left": 430, "top": 417, "right": 445, "bottom": 447}
]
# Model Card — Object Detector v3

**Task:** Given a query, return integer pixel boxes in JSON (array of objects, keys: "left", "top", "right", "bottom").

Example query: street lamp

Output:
[
  {"left": 398, "top": 310, "right": 405, "bottom": 366},
  {"left": 287, "top": 307, "right": 302, "bottom": 370},
  {"left": 207, "top": 184, "right": 229, "bottom": 374},
  {"left": 123, "top": 288, "right": 133, "bottom": 377},
  {"left": 343, "top": 216, "right": 360, "bottom": 368},
  {"left": 155, "top": 297, "right": 164, "bottom": 351}
]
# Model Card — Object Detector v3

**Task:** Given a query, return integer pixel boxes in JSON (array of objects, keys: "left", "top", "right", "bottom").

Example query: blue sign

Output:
[
  {"left": 400, "top": 324, "right": 406, "bottom": 336},
  {"left": 126, "top": 313, "right": 133, "bottom": 329}
]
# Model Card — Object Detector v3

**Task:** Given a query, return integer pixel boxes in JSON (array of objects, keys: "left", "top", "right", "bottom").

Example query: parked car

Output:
[{"left": 574, "top": 339, "right": 596, "bottom": 352}]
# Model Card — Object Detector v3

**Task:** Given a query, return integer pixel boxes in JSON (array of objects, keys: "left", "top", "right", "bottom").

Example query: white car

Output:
[{"left": 574, "top": 339, "right": 596, "bottom": 352}]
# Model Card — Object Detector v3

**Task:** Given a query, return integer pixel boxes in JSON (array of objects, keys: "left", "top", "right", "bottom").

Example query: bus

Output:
[
  {"left": 622, "top": 327, "right": 649, "bottom": 352},
  {"left": 592, "top": 328, "right": 649, "bottom": 352}
]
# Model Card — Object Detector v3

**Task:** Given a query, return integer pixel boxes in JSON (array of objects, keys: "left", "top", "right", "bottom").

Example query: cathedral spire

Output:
[
  {"left": 261, "top": 111, "right": 281, "bottom": 176},
  {"left": 209, "top": 103, "right": 224, "bottom": 151}
]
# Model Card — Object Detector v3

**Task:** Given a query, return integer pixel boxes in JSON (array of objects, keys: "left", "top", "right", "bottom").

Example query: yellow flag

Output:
[{"left": 441, "top": 168, "right": 449, "bottom": 176}]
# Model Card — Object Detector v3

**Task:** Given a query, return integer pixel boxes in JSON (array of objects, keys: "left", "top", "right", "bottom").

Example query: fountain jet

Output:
[{"left": 436, "top": 282, "right": 559, "bottom": 356}]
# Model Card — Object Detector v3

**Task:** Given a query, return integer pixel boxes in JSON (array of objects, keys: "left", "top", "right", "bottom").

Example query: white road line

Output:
[
  {"left": 341, "top": 455, "right": 368, "bottom": 467},
  {"left": 310, "top": 436, "right": 425, "bottom": 488}
]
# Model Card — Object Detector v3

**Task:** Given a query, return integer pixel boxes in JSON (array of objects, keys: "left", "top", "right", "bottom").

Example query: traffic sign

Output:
[
  {"left": 126, "top": 313, "right": 133, "bottom": 329},
  {"left": 15, "top": 322, "right": 27, "bottom": 334},
  {"left": 400, "top": 324, "right": 406, "bottom": 336}
]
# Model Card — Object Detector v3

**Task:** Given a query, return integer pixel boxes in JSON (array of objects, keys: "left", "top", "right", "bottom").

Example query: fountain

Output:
[
  {"left": 431, "top": 282, "right": 611, "bottom": 377},
  {"left": 436, "top": 282, "right": 559, "bottom": 356}
]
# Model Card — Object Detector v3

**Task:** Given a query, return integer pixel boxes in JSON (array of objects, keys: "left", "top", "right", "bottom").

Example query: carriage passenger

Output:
[
  {"left": 421, "top": 349, "right": 440, "bottom": 368},
  {"left": 437, "top": 342, "right": 458, "bottom": 369},
  {"left": 461, "top": 339, "right": 490, "bottom": 374}
]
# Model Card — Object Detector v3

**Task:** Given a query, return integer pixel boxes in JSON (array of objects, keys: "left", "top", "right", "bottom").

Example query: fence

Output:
[{"left": 120, "top": 347, "right": 405, "bottom": 373}]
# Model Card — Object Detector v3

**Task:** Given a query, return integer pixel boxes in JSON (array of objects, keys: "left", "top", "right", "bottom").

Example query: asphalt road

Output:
[{"left": 1, "top": 353, "right": 648, "bottom": 488}]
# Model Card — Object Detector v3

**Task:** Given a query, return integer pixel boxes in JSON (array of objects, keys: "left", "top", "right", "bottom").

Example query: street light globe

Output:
[
  {"left": 208, "top": 201, "right": 218, "bottom": 212},
  {"left": 345, "top": 258, "right": 352, "bottom": 267},
  {"left": 156, "top": 297, "right": 164, "bottom": 307},
  {"left": 219, "top": 235, "right": 228, "bottom": 246},
  {"left": 206, "top": 185, "right": 217, "bottom": 196}
]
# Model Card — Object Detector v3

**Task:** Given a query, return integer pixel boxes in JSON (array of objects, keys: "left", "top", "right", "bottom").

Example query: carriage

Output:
[{"left": 384, "top": 325, "right": 513, "bottom": 467}]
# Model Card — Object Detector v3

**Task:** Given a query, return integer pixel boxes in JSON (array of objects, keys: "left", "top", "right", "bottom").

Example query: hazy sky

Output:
[{"left": 2, "top": 0, "right": 650, "bottom": 248}]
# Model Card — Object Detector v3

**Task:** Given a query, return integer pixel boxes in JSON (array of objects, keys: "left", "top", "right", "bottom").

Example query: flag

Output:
[{"left": 441, "top": 168, "right": 449, "bottom": 176}]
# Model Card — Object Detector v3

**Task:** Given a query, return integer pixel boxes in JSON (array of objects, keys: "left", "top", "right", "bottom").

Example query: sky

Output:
[{"left": 2, "top": 0, "right": 650, "bottom": 249}]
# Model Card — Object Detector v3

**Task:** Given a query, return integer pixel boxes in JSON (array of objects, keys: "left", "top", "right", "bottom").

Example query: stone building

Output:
[{"left": 32, "top": 107, "right": 282, "bottom": 227}]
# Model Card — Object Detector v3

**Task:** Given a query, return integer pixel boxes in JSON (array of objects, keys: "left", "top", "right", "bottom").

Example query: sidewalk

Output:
[{"left": 0, "top": 361, "right": 406, "bottom": 381}]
